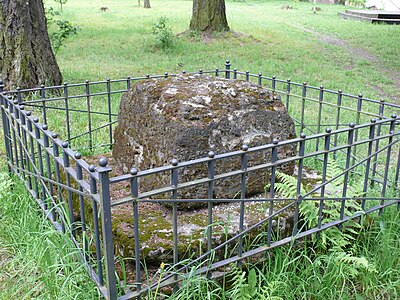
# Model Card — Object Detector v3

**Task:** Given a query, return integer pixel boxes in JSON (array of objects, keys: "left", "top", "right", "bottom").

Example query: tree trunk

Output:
[
  {"left": 0, "top": 0, "right": 62, "bottom": 90},
  {"left": 144, "top": 0, "right": 151, "bottom": 8},
  {"left": 190, "top": 0, "right": 229, "bottom": 32}
]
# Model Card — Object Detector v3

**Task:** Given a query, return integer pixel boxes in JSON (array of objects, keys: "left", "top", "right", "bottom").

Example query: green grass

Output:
[
  {"left": 50, "top": 0, "right": 400, "bottom": 101},
  {"left": 146, "top": 206, "right": 400, "bottom": 299},
  {"left": 0, "top": 170, "right": 100, "bottom": 300},
  {"left": 1, "top": 0, "right": 399, "bottom": 298}
]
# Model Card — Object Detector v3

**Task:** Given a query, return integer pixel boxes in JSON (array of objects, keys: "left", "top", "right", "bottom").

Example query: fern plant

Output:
[{"left": 267, "top": 157, "right": 365, "bottom": 253}]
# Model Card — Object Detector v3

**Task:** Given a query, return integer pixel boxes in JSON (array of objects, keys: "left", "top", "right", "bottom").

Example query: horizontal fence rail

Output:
[{"left": 1, "top": 61, "right": 399, "bottom": 299}]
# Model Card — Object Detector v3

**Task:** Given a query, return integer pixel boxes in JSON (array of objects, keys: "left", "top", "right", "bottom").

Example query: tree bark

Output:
[
  {"left": 0, "top": 0, "right": 62, "bottom": 90},
  {"left": 144, "top": 0, "right": 151, "bottom": 8},
  {"left": 190, "top": 0, "right": 229, "bottom": 32}
]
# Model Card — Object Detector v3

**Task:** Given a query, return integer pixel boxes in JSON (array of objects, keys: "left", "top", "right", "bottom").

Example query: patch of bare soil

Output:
[{"left": 177, "top": 30, "right": 264, "bottom": 46}]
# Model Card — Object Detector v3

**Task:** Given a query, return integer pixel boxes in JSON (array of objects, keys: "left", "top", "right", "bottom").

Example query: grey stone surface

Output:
[{"left": 113, "top": 74, "right": 296, "bottom": 209}]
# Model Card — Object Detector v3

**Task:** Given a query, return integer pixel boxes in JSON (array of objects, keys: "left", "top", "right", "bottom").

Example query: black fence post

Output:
[
  {"left": 339, "top": 123, "right": 355, "bottom": 230},
  {"left": 225, "top": 60, "right": 231, "bottom": 79},
  {"left": 170, "top": 158, "right": 179, "bottom": 291},
  {"left": 268, "top": 139, "right": 279, "bottom": 246},
  {"left": 238, "top": 144, "right": 248, "bottom": 267},
  {"left": 286, "top": 79, "right": 291, "bottom": 110},
  {"left": 207, "top": 151, "right": 215, "bottom": 258},
  {"left": 300, "top": 82, "right": 307, "bottom": 132},
  {"left": 362, "top": 119, "right": 376, "bottom": 210},
  {"left": 315, "top": 85, "right": 324, "bottom": 151},
  {"left": 97, "top": 157, "right": 117, "bottom": 300},
  {"left": 380, "top": 114, "right": 397, "bottom": 216},
  {"left": 318, "top": 128, "right": 331, "bottom": 230},
  {"left": 130, "top": 167, "right": 142, "bottom": 293},
  {"left": 293, "top": 133, "right": 306, "bottom": 236},
  {"left": 0, "top": 82, "right": 12, "bottom": 173}
]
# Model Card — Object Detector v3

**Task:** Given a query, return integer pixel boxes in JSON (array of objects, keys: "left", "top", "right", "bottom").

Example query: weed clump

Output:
[{"left": 151, "top": 16, "right": 175, "bottom": 50}]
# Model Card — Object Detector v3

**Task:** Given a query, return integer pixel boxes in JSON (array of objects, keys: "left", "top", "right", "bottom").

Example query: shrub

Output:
[{"left": 151, "top": 16, "right": 174, "bottom": 50}]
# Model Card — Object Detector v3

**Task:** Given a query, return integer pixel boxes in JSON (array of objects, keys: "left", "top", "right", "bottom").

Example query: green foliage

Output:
[
  {"left": 151, "top": 16, "right": 175, "bottom": 50},
  {"left": 46, "top": 7, "right": 79, "bottom": 55},
  {"left": 268, "top": 158, "right": 366, "bottom": 252}
]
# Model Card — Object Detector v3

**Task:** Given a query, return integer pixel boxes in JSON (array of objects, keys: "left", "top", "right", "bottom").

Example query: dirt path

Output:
[{"left": 290, "top": 24, "right": 400, "bottom": 101}]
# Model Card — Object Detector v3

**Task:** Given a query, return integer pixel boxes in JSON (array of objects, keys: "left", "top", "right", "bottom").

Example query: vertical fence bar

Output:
[
  {"left": 268, "top": 140, "right": 278, "bottom": 246},
  {"left": 300, "top": 83, "right": 307, "bottom": 132},
  {"left": 379, "top": 114, "right": 397, "bottom": 216},
  {"left": 43, "top": 125, "right": 56, "bottom": 221},
  {"left": 34, "top": 120, "right": 46, "bottom": 206},
  {"left": 16, "top": 87, "right": 21, "bottom": 104},
  {"left": 238, "top": 145, "right": 248, "bottom": 267},
  {"left": 15, "top": 102, "right": 25, "bottom": 180},
  {"left": 207, "top": 151, "right": 215, "bottom": 259},
  {"left": 372, "top": 99, "right": 385, "bottom": 186},
  {"left": 29, "top": 116, "right": 40, "bottom": 198},
  {"left": 40, "top": 84, "right": 47, "bottom": 124},
  {"left": 286, "top": 79, "right": 291, "bottom": 111},
  {"left": 89, "top": 164, "right": 104, "bottom": 286},
  {"left": 233, "top": 68, "right": 237, "bottom": 80},
  {"left": 97, "top": 157, "right": 117, "bottom": 300},
  {"left": 333, "top": 90, "right": 342, "bottom": 159},
  {"left": 18, "top": 105, "right": 29, "bottom": 185},
  {"left": 63, "top": 82, "right": 71, "bottom": 144},
  {"left": 271, "top": 76, "right": 276, "bottom": 93},
  {"left": 86, "top": 80, "right": 93, "bottom": 151},
  {"left": 170, "top": 159, "right": 179, "bottom": 288},
  {"left": 10, "top": 102, "right": 19, "bottom": 172},
  {"left": 127, "top": 76, "right": 131, "bottom": 91},
  {"left": 245, "top": 71, "right": 249, "bottom": 82},
  {"left": 1, "top": 98, "right": 9, "bottom": 170},
  {"left": 225, "top": 60, "right": 230, "bottom": 79},
  {"left": 315, "top": 86, "right": 324, "bottom": 151},
  {"left": 339, "top": 123, "right": 355, "bottom": 230},
  {"left": 1, "top": 94, "right": 13, "bottom": 172},
  {"left": 318, "top": 128, "right": 331, "bottom": 230},
  {"left": 52, "top": 133, "right": 65, "bottom": 232},
  {"left": 362, "top": 119, "right": 376, "bottom": 210},
  {"left": 293, "top": 133, "right": 305, "bottom": 236},
  {"left": 62, "top": 142, "right": 75, "bottom": 235},
  {"left": 130, "top": 167, "right": 142, "bottom": 293},
  {"left": 75, "top": 152, "right": 88, "bottom": 259},
  {"left": 107, "top": 79, "right": 113, "bottom": 149},
  {"left": 1, "top": 84, "right": 12, "bottom": 173},
  {"left": 215, "top": 68, "right": 219, "bottom": 77},
  {"left": 258, "top": 73, "right": 262, "bottom": 86},
  {"left": 352, "top": 94, "right": 363, "bottom": 167}
]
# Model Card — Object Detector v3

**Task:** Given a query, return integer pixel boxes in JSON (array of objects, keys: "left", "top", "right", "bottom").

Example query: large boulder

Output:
[{"left": 113, "top": 75, "right": 296, "bottom": 209}]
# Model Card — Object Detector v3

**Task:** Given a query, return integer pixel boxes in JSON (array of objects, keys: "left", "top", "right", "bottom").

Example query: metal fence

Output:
[{"left": 0, "top": 61, "right": 399, "bottom": 299}]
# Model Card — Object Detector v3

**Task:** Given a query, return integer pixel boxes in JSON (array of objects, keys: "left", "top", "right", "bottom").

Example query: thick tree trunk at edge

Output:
[
  {"left": 0, "top": 0, "right": 62, "bottom": 90},
  {"left": 144, "top": 0, "right": 151, "bottom": 8},
  {"left": 190, "top": 0, "right": 229, "bottom": 32}
]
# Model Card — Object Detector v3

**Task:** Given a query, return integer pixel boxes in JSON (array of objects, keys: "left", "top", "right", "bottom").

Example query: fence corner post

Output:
[
  {"left": 97, "top": 157, "right": 117, "bottom": 300},
  {"left": 0, "top": 81, "right": 12, "bottom": 174}
]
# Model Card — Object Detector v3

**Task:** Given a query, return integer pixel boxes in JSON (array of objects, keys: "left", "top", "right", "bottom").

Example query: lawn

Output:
[
  {"left": 0, "top": 0, "right": 399, "bottom": 299},
  {"left": 53, "top": 0, "right": 400, "bottom": 103}
]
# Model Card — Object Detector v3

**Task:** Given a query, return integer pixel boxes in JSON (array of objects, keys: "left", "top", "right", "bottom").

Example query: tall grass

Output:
[{"left": 0, "top": 169, "right": 100, "bottom": 300}]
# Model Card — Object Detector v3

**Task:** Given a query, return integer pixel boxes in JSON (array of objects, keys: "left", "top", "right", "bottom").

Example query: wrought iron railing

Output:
[{"left": 0, "top": 61, "right": 399, "bottom": 299}]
